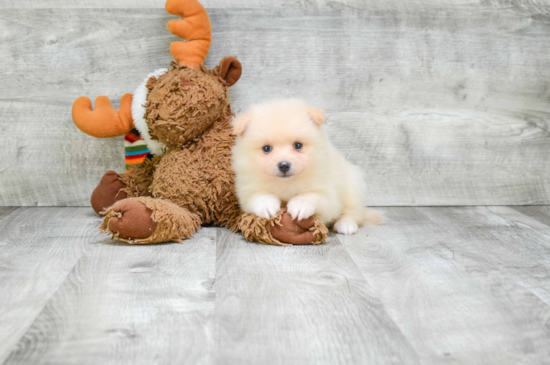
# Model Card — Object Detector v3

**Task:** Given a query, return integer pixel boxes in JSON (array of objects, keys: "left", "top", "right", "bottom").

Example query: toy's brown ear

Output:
[
  {"left": 231, "top": 112, "right": 252, "bottom": 136},
  {"left": 220, "top": 57, "right": 242, "bottom": 87},
  {"left": 307, "top": 106, "right": 325, "bottom": 126}
]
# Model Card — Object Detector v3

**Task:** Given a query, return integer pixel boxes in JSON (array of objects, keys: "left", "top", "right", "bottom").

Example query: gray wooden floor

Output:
[{"left": 1, "top": 206, "right": 549, "bottom": 365}]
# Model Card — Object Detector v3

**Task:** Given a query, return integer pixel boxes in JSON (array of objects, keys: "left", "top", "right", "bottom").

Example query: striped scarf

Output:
[{"left": 124, "top": 129, "right": 153, "bottom": 172}]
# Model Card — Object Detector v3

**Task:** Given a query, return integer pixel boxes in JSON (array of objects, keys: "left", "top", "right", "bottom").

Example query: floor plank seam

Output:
[
  {"left": 0, "top": 244, "right": 91, "bottom": 364},
  {"left": 331, "top": 232, "right": 422, "bottom": 362}
]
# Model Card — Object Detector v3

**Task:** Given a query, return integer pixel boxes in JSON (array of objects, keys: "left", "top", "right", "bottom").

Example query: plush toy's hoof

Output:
[
  {"left": 91, "top": 171, "right": 127, "bottom": 214},
  {"left": 271, "top": 212, "right": 322, "bottom": 245},
  {"left": 107, "top": 199, "right": 158, "bottom": 239}
]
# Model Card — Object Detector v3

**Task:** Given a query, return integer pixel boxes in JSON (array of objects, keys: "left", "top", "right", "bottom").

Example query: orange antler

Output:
[
  {"left": 165, "top": 0, "right": 212, "bottom": 67},
  {"left": 72, "top": 94, "right": 134, "bottom": 138}
]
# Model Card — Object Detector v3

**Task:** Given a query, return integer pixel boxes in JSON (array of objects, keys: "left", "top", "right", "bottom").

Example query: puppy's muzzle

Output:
[{"left": 277, "top": 161, "right": 291, "bottom": 173}]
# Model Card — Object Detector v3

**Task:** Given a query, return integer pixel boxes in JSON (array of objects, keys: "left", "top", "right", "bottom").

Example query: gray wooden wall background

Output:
[{"left": 1, "top": 0, "right": 549, "bottom": 206}]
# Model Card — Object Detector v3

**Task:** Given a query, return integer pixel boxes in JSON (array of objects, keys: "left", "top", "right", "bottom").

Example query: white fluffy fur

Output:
[
  {"left": 132, "top": 68, "right": 168, "bottom": 155},
  {"left": 231, "top": 99, "right": 382, "bottom": 235}
]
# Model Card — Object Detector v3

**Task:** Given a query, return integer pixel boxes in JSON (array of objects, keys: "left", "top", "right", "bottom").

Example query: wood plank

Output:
[
  {"left": 1, "top": 7, "right": 549, "bottom": 205},
  {"left": 512, "top": 206, "right": 550, "bottom": 226},
  {"left": 0, "top": 207, "right": 20, "bottom": 221},
  {"left": 2, "top": 0, "right": 550, "bottom": 12},
  {"left": 3, "top": 9, "right": 549, "bottom": 110},
  {"left": 214, "top": 228, "right": 420, "bottom": 365},
  {"left": 0, "top": 208, "right": 99, "bottom": 364},
  {"left": 330, "top": 111, "right": 550, "bottom": 205},
  {"left": 3, "top": 223, "right": 217, "bottom": 365},
  {"left": 414, "top": 206, "right": 550, "bottom": 306},
  {"left": 477, "top": 206, "right": 550, "bottom": 304},
  {"left": 1, "top": 206, "right": 550, "bottom": 363},
  {"left": 337, "top": 207, "right": 550, "bottom": 365},
  {"left": 0, "top": 101, "right": 124, "bottom": 206}
]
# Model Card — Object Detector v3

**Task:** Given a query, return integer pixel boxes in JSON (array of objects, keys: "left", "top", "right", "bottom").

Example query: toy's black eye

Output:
[
  {"left": 262, "top": 145, "right": 272, "bottom": 153},
  {"left": 294, "top": 142, "right": 303, "bottom": 150}
]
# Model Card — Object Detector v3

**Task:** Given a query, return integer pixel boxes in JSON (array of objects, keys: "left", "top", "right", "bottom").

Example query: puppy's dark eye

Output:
[
  {"left": 294, "top": 142, "right": 303, "bottom": 150},
  {"left": 262, "top": 145, "right": 272, "bottom": 153}
]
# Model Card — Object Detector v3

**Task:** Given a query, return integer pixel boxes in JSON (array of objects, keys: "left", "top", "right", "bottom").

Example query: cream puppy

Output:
[{"left": 231, "top": 99, "right": 382, "bottom": 235}]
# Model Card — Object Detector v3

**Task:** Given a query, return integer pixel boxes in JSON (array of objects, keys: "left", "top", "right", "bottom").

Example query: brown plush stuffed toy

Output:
[{"left": 72, "top": 0, "right": 328, "bottom": 246}]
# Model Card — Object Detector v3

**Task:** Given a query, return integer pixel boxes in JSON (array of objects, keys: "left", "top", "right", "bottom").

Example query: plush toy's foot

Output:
[
  {"left": 91, "top": 171, "right": 127, "bottom": 214},
  {"left": 271, "top": 212, "right": 327, "bottom": 245},
  {"left": 239, "top": 209, "right": 328, "bottom": 246},
  {"left": 107, "top": 199, "right": 158, "bottom": 239},
  {"left": 100, "top": 197, "right": 201, "bottom": 244}
]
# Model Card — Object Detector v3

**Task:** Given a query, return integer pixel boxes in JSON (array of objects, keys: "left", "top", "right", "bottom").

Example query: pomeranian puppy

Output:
[{"left": 231, "top": 99, "right": 382, "bottom": 235}]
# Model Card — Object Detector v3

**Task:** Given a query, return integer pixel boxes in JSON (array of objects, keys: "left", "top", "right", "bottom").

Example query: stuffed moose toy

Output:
[{"left": 72, "top": 0, "right": 328, "bottom": 245}]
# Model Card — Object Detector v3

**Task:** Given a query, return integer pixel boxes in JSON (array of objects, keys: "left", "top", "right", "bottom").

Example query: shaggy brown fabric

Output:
[
  {"left": 101, "top": 197, "right": 200, "bottom": 244},
  {"left": 118, "top": 156, "right": 160, "bottom": 198},
  {"left": 149, "top": 111, "right": 243, "bottom": 229},
  {"left": 91, "top": 171, "right": 127, "bottom": 214},
  {"left": 239, "top": 212, "right": 290, "bottom": 246},
  {"left": 240, "top": 210, "right": 328, "bottom": 246},
  {"left": 145, "top": 61, "right": 227, "bottom": 148},
  {"left": 271, "top": 212, "right": 326, "bottom": 245},
  {"left": 99, "top": 58, "right": 328, "bottom": 246}
]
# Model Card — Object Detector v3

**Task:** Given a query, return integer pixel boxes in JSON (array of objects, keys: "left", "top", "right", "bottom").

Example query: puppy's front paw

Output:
[
  {"left": 252, "top": 195, "right": 281, "bottom": 219},
  {"left": 287, "top": 197, "right": 316, "bottom": 221},
  {"left": 333, "top": 219, "right": 358, "bottom": 235}
]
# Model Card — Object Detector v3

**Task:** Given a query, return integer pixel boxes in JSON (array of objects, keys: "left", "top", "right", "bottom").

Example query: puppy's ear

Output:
[
  {"left": 231, "top": 112, "right": 252, "bottom": 136},
  {"left": 307, "top": 106, "right": 325, "bottom": 126}
]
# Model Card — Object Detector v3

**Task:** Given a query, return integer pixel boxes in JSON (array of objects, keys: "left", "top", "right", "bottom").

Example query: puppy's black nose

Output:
[{"left": 278, "top": 161, "right": 291, "bottom": 173}]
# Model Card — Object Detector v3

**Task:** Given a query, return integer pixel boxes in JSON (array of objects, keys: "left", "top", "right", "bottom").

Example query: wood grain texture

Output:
[
  {"left": 2, "top": 207, "right": 550, "bottom": 364},
  {"left": 214, "top": 229, "right": 419, "bottom": 365},
  {"left": 1, "top": 5, "right": 549, "bottom": 205},
  {"left": 338, "top": 206, "right": 550, "bottom": 365},
  {"left": 0, "top": 208, "right": 99, "bottom": 364},
  {"left": 512, "top": 205, "right": 550, "bottom": 225},
  {"left": 1, "top": 0, "right": 549, "bottom": 12},
  {"left": 330, "top": 111, "right": 550, "bottom": 205},
  {"left": 3, "top": 225, "right": 217, "bottom": 365},
  {"left": 0, "top": 207, "right": 20, "bottom": 221}
]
